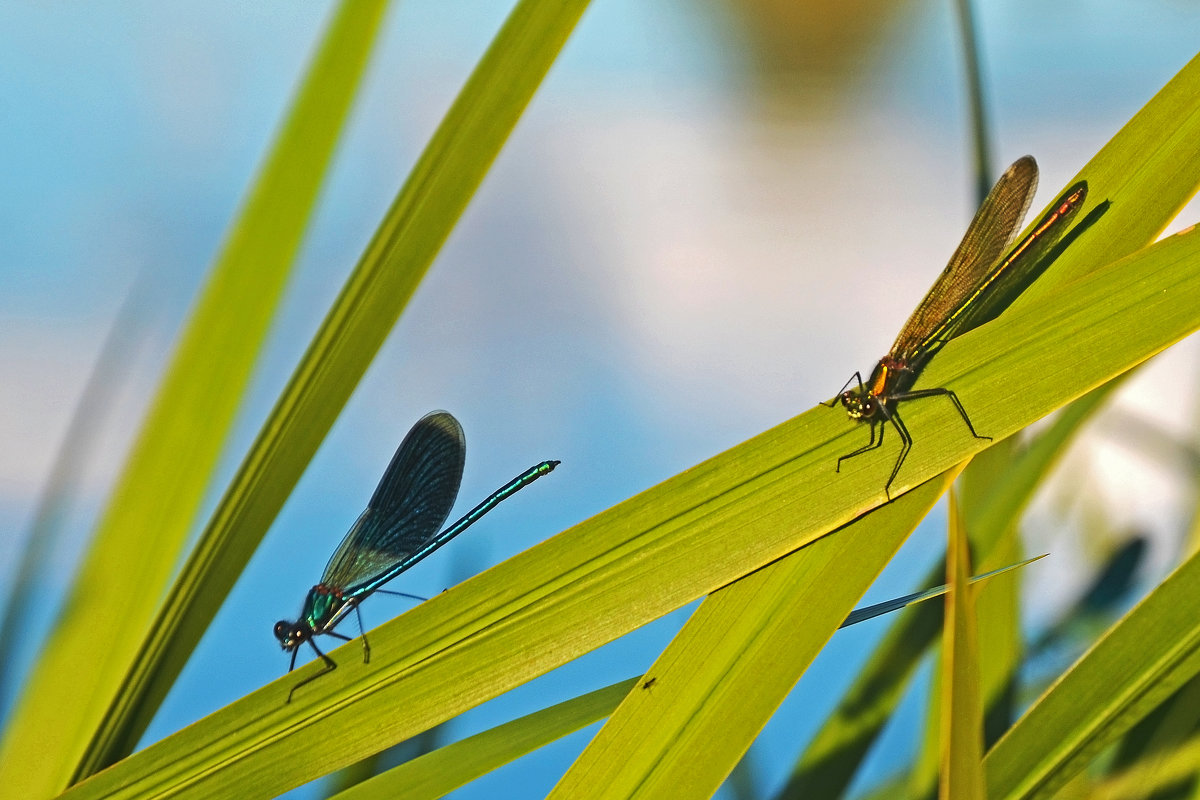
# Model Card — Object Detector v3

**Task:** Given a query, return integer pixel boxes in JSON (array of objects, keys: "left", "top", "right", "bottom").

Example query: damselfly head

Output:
[
  {"left": 274, "top": 619, "right": 309, "bottom": 651},
  {"left": 841, "top": 390, "right": 878, "bottom": 421}
]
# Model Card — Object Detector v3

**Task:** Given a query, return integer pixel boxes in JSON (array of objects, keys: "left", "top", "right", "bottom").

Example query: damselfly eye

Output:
[{"left": 273, "top": 620, "right": 291, "bottom": 639}]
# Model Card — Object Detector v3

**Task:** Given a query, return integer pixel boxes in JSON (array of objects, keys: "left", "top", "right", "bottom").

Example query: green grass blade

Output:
[
  {"left": 910, "top": 447, "right": 1035, "bottom": 798},
  {"left": 0, "top": 283, "right": 153, "bottom": 724},
  {"left": 1111, "top": 674, "right": 1200, "bottom": 785},
  {"left": 974, "top": 525, "right": 1022, "bottom": 745},
  {"left": 962, "top": 376, "right": 1133, "bottom": 750},
  {"left": 329, "top": 679, "right": 639, "bottom": 800},
  {"left": 1094, "top": 728, "right": 1200, "bottom": 800},
  {"left": 938, "top": 492, "right": 987, "bottom": 800},
  {"left": 546, "top": 470, "right": 959, "bottom": 800},
  {"left": 921, "top": 518, "right": 1022, "bottom": 797},
  {"left": 0, "top": 3, "right": 389, "bottom": 794},
  {"left": 67, "top": 0, "right": 592, "bottom": 780},
  {"left": 984, "top": 546, "right": 1200, "bottom": 799},
  {"left": 55, "top": 220, "right": 1200, "bottom": 799},
  {"left": 959, "top": 434, "right": 1031, "bottom": 755}
]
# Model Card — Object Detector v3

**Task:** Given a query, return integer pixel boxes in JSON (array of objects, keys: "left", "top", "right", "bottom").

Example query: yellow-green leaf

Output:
[
  {"left": 547, "top": 470, "right": 959, "bottom": 800},
  {"left": 984, "top": 546, "right": 1200, "bottom": 799},
  {"left": 939, "top": 491, "right": 986, "bottom": 800},
  {"left": 330, "top": 679, "right": 639, "bottom": 800}
]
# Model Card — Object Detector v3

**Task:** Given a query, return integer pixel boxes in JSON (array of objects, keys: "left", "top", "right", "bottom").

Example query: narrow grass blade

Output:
[
  {"left": 939, "top": 491, "right": 986, "bottom": 800},
  {"left": 1108, "top": 673, "right": 1200, "bottom": 791},
  {"left": 329, "top": 679, "right": 639, "bottom": 800},
  {"left": 984, "top": 546, "right": 1200, "bottom": 799},
  {"left": 1092, "top": 730, "right": 1200, "bottom": 800},
  {"left": 546, "top": 470, "right": 960, "bottom": 800},
  {"left": 0, "top": 3, "right": 389, "bottom": 794},
  {"left": 0, "top": 282, "right": 154, "bottom": 725},
  {"left": 961, "top": 452, "right": 1025, "bottom": 750},
  {"left": 911, "top": 452, "right": 1029, "bottom": 799},
  {"left": 69, "top": 0, "right": 592, "bottom": 780}
]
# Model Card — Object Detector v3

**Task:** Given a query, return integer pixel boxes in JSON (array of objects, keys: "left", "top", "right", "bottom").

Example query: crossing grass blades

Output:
[
  {"left": 274, "top": 410, "right": 559, "bottom": 701},
  {"left": 829, "top": 155, "right": 1106, "bottom": 496}
]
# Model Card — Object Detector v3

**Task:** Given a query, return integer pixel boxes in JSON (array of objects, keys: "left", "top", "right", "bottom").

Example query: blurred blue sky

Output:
[{"left": 2, "top": 2, "right": 1199, "bottom": 798}]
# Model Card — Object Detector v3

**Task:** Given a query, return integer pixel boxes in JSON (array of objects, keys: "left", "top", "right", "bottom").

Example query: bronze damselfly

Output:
[{"left": 831, "top": 156, "right": 1088, "bottom": 495}]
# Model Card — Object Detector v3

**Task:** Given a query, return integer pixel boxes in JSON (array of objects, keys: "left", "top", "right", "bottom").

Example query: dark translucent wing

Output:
[
  {"left": 892, "top": 156, "right": 1039, "bottom": 360},
  {"left": 948, "top": 179, "right": 1087, "bottom": 335},
  {"left": 352, "top": 458, "right": 560, "bottom": 598},
  {"left": 321, "top": 411, "right": 466, "bottom": 592}
]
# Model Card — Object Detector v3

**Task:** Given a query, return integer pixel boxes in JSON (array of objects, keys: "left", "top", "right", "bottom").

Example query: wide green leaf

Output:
[
  {"left": 330, "top": 679, "right": 639, "bottom": 800},
  {"left": 334, "top": 556, "right": 1037, "bottom": 800},
  {"left": 546, "top": 471, "right": 959, "bottom": 800}
]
